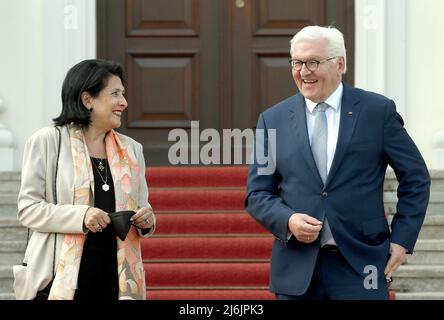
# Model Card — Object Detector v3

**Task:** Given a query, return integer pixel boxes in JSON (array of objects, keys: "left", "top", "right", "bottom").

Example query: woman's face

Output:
[{"left": 88, "top": 75, "right": 128, "bottom": 131}]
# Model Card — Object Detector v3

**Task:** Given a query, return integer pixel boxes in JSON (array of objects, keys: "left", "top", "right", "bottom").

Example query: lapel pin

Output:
[{"left": 347, "top": 112, "right": 353, "bottom": 115}]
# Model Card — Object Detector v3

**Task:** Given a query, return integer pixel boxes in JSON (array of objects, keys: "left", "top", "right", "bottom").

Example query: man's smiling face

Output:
[{"left": 291, "top": 38, "right": 344, "bottom": 103}]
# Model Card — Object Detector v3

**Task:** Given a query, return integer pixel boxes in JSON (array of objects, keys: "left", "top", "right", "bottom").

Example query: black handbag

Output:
[{"left": 28, "top": 126, "right": 61, "bottom": 300}]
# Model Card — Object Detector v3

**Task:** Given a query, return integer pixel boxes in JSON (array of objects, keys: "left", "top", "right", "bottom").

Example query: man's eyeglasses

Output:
[{"left": 289, "top": 57, "right": 338, "bottom": 72}]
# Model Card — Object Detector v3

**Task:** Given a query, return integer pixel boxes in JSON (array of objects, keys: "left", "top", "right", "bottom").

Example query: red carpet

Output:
[
  {"left": 142, "top": 166, "right": 395, "bottom": 300},
  {"left": 146, "top": 166, "right": 248, "bottom": 188},
  {"left": 143, "top": 166, "right": 275, "bottom": 300},
  {"left": 142, "top": 237, "right": 273, "bottom": 260},
  {"left": 148, "top": 290, "right": 274, "bottom": 300},
  {"left": 146, "top": 262, "right": 269, "bottom": 287},
  {"left": 149, "top": 189, "right": 246, "bottom": 211},
  {"left": 153, "top": 212, "right": 268, "bottom": 235}
]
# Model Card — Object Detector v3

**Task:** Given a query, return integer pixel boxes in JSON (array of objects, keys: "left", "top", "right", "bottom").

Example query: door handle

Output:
[{"left": 235, "top": 0, "right": 245, "bottom": 8}]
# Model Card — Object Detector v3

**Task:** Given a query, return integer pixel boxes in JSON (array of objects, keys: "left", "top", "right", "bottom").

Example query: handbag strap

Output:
[{"left": 24, "top": 126, "right": 61, "bottom": 277}]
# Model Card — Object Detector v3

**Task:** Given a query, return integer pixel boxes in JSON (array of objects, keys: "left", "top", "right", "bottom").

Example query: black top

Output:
[
  {"left": 84, "top": 157, "right": 116, "bottom": 253},
  {"left": 73, "top": 157, "right": 120, "bottom": 300}
]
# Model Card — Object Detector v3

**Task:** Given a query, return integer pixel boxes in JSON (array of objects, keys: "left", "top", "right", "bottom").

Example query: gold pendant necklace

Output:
[
  {"left": 98, "top": 160, "right": 105, "bottom": 171},
  {"left": 91, "top": 158, "right": 109, "bottom": 192}
]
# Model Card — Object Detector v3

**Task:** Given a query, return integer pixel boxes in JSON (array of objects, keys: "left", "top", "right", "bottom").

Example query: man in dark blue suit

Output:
[{"left": 245, "top": 25, "right": 430, "bottom": 300}]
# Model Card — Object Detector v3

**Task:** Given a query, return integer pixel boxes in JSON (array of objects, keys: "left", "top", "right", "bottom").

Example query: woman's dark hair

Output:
[{"left": 53, "top": 59, "right": 124, "bottom": 128}]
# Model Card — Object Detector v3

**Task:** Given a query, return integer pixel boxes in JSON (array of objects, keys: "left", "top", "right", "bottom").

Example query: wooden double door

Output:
[{"left": 97, "top": 0, "right": 355, "bottom": 165}]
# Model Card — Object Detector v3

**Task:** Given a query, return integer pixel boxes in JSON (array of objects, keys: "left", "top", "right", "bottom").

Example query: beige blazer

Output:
[{"left": 13, "top": 125, "right": 155, "bottom": 299}]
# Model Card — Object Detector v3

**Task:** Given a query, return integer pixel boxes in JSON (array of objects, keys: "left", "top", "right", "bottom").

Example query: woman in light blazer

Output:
[{"left": 14, "top": 59, "right": 156, "bottom": 300}]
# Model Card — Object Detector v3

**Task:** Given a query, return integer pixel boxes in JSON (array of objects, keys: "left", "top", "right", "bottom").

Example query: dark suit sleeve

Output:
[
  {"left": 383, "top": 100, "right": 430, "bottom": 253},
  {"left": 245, "top": 113, "right": 294, "bottom": 243}
]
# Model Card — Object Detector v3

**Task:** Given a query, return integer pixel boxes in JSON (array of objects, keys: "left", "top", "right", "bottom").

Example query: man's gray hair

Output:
[{"left": 290, "top": 25, "right": 347, "bottom": 74}]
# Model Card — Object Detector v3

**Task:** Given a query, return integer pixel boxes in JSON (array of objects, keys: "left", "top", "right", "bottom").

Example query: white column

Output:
[
  {"left": 355, "top": 0, "right": 386, "bottom": 95},
  {"left": 42, "top": 0, "right": 96, "bottom": 127},
  {"left": 384, "top": 0, "right": 407, "bottom": 120},
  {"left": 0, "top": 0, "right": 44, "bottom": 170},
  {"left": 0, "top": 0, "right": 97, "bottom": 170},
  {"left": 355, "top": 0, "right": 406, "bottom": 119},
  {"left": 406, "top": 0, "right": 444, "bottom": 169}
]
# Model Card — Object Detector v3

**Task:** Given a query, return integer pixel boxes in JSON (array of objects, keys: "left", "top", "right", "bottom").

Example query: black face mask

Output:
[{"left": 108, "top": 210, "right": 136, "bottom": 241}]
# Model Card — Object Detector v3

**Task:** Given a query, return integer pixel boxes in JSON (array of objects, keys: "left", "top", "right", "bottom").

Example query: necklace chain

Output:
[{"left": 91, "top": 157, "right": 109, "bottom": 191}]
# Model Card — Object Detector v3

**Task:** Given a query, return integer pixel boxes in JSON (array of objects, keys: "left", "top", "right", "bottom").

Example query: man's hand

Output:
[
  {"left": 384, "top": 242, "right": 407, "bottom": 282},
  {"left": 288, "top": 213, "right": 322, "bottom": 243}
]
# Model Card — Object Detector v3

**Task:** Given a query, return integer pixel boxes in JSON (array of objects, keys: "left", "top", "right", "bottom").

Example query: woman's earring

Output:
[{"left": 88, "top": 106, "right": 93, "bottom": 112}]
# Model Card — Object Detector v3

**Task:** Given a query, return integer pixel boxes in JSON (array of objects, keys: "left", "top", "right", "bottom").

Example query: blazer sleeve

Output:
[
  {"left": 382, "top": 101, "right": 431, "bottom": 253},
  {"left": 245, "top": 113, "right": 295, "bottom": 242},
  {"left": 134, "top": 141, "right": 156, "bottom": 238},
  {"left": 17, "top": 127, "right": 90, "bottom": 234}
]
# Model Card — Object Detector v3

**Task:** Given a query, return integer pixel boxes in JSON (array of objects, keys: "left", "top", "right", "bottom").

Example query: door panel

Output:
[
  {"left": 126, "top": 0, "right": 199, "bottom": 36},
  {"left": 253, "top": 0, "right": 325, "bottom": 36},
  {"left": 125, "top": 51, "right": 199, "bottom": 128}
]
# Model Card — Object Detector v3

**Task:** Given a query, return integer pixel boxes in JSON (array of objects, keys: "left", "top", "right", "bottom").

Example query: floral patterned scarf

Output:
[{"left": 48, "top": 124, "right": 146, "bottom": 300}]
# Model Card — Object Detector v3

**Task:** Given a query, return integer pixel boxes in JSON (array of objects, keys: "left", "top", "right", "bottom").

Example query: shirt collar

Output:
[{"left": 305, "top": 82, "right": 343, "bottom": 113}]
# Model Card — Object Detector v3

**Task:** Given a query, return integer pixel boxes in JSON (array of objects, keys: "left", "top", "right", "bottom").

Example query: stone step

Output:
[
  {"left": 0, "top": 266, "right": 13, "bottom": 294},
  {"left": 388, "top": 215, "right": 444, "bottom": 240},
  {"left": 0, "top": 193, "right": 19, "bottom": 218},
  {"left": 384, "top": 192, "right": 444, "bottom": 215},
  {"left": 0, "top": 206, "right": 18, "bottom": 219},
  {"left": 384, "top": 169, "right": 444, "bottom": 192},
  {"left": 0, "top": 241, "right": 25, "bottom": 265},
  {"left": 392, "top": 265, "right": 444, "bottom": 292},
  {"left": 395, "top": 291, "right": 444, "bottom": 300},
  {"left": 419, "top": 215, "right": 444, "bottom": 239},
  {"left": 0, "top": 193, "right": 18, "bottom": 204},
  {"left": 405, "top": 240, "right": 444, "bottom": 265},
  {"left": 0, "top": 218, "right": 27, "bottom": 242},
  {"left": 430, "top": 171, "right": 444, "bottom": 191},
  {"left": 0, "top": 292, "right": 15, "bottom": 300},
  {"left": 0, "top": 172, "right": 21, "bottom": 194}
]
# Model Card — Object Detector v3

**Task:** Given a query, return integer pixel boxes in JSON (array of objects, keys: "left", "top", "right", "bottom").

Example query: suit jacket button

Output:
[{"left": 321, "top": 192, "right": 328, "bottom": 198}]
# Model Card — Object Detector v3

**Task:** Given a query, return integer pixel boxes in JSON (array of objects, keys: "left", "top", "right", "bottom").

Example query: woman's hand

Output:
[
  {"left": 84, "top": 207, "right": 111, "bottom": 233},
  {"left": 131, "top": 206, "right": 155, "bottom": 229}
]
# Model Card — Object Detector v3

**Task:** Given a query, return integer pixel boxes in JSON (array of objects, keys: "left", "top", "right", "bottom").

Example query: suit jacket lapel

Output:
[
  {"left": 325, "top": 83, "right": 361, "bottom": 187},
  {"left": 288, "top": 94, "right": 323, "bottom": 185}
]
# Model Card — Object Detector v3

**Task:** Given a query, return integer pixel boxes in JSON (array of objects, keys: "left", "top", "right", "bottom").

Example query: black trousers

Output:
[{"left": 73, "top": 248, "right": 119, "bottom": 301}]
